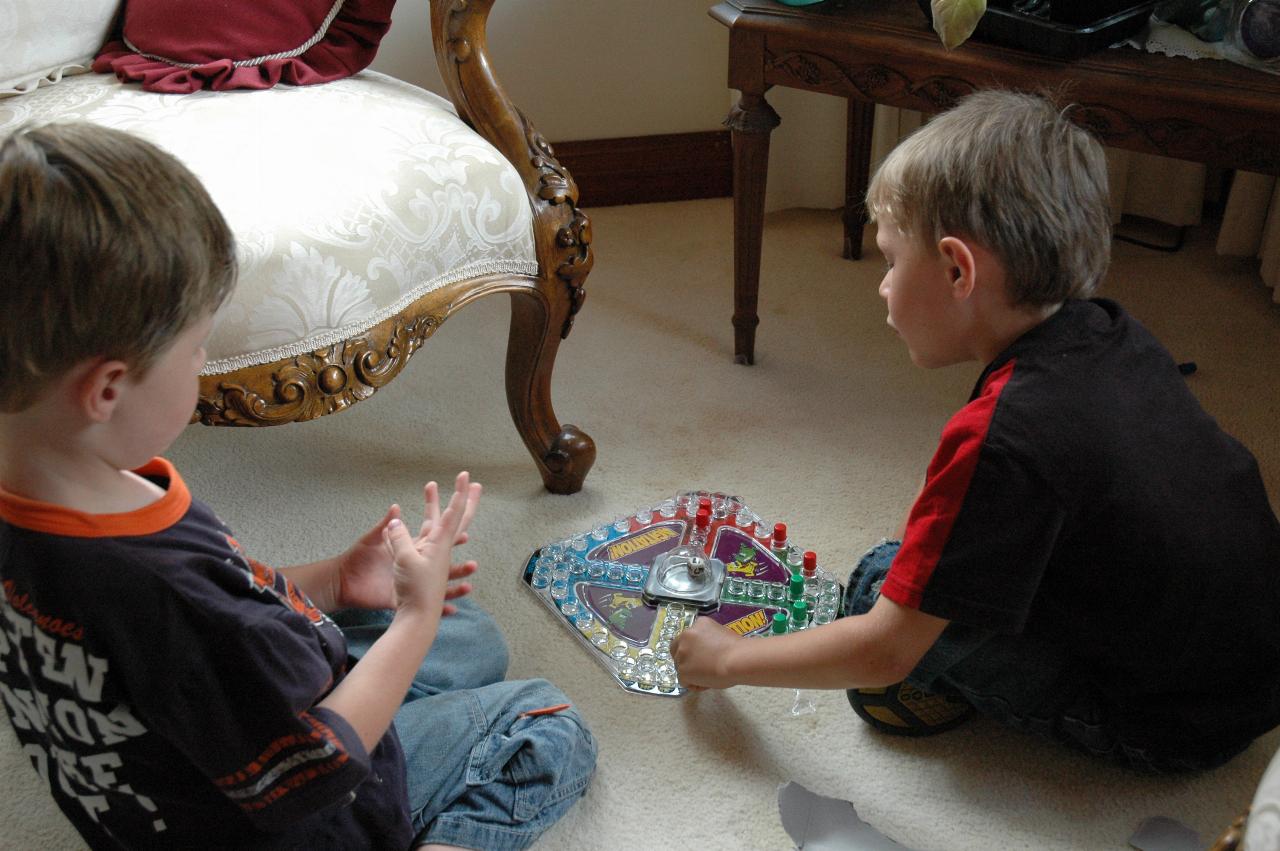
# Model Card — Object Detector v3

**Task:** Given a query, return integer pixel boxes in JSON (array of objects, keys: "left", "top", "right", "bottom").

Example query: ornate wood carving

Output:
[
  {"left": 525, "top": 117, "right": 592, "bottom": 338},
  {"left": 436, "top": 0, "right": 594, "bottom": 342},
  {"left": 769, "top": 50, "right": 976, "bottom": 115},
  {"left": 428, "top": 0, "right": 596, "bottom": 493},
  {"left": 1207, "top": 806, "right": 1249, "bottom": 851},
  {"left": 183, "top": 0, "right": 599, "bottom": 494},
  {"left": 765, "top": 47, "right": 1280, "bottom": 174},
  {"left": 724, "top": 95, "right": 781, "bottom": 135},
  {"left": 196, "top": 307, "right": 443, "bottom": 426}
]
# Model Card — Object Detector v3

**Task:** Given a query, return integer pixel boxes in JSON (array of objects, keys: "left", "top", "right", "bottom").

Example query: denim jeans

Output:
[
  {"left": 842, "top": 540, "right": 1243, "bottom": 773},
  {"left": 333, "top": 600, "right": 597, "bottom": 848}
]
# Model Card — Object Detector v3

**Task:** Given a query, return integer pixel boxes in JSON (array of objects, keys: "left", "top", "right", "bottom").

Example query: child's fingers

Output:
[
  {"left": 358, "top": 504, "right": 400, "bottom": 546},
  {"left": 448, "top": 560, "right": 478, "bottom": 580},
  {"left": 432, "top": 473, "right": 471, "bottom": 541},
  {"left": 443, "top": 582, "right": 472, "bottom": 600},
  {"left": 421, "top": 481, "right": 440, "bottom": 531},
  {"left": 381, "top": 517, "right": 419, "bottom": 564},
  {"left": 456, "top": 482, "right": 482, "bottom": 538}
]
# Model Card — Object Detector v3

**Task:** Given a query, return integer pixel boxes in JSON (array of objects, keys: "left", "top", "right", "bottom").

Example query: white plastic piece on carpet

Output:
[{"left": 778, "top": 781, "right": 910, "bottom": 850}]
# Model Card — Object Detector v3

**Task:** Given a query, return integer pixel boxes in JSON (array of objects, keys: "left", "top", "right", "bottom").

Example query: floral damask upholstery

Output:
[
  {"left": 0, "top": 72, "right": 537, "bottom": 372},
  {"left": 0, "top": 0, "right": 597, "bottom": 495}
]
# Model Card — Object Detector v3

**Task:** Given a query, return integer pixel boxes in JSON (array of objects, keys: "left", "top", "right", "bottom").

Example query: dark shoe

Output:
[{"left": 847, "top": 682, "right": 974, "bottom": 736}]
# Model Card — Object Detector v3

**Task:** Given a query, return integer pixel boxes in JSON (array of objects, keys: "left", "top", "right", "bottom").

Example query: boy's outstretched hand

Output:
[
  {"left": 382, "top": 472, "right": 481, "bottom": 616},
  {"left": 333, "top": 473, "right": 481, "bottom": 613},
  {"left": 671, "top": 617, "right": 743, "bottom": 690}
]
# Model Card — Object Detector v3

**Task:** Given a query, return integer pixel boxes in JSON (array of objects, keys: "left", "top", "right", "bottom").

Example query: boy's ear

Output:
[
  {"left": 76, "top": 359, "right": 131, "bottom": 423},
  {"left": 937, "top": 236, "right": 977, "bottom": 300}
]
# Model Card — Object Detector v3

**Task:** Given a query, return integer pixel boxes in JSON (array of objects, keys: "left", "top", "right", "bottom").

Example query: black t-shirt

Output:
[
  {"left": 883, "top": 299, "right": 1280, "bottom": 752},
  {"left": 0, "top": 459, "right": 412, "bottom": 849}
]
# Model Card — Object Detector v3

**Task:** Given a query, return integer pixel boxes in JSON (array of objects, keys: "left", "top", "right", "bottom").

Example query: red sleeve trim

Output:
[
  {"left": 881, "top": 361, "right": 1016, "bottom": 609},
  {"left": 0, "top": 458, "right": 191, "bottom": 538},
  {"left": 214, "top": 713, "right": 351, "bottom": 812}
]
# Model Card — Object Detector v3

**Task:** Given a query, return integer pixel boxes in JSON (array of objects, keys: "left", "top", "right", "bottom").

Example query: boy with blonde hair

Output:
[
  {"left": 0, "top": 122, "right": 595, "bottom": 848},
  {"left": 674, "top": 90, "right": 1280, "bottom": 772}
]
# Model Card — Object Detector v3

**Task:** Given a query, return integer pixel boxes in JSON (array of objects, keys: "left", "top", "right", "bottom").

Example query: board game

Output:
[{"left": 519, "top": 491, "right": 843, "bottom": 697}]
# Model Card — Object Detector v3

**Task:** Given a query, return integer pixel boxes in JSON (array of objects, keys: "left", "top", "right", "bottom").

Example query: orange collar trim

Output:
[{"left": 0, "top": 458, "right": 191, "bottom": 538}]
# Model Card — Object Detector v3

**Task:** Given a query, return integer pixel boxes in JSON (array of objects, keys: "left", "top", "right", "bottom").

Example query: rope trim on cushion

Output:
[
  {"left": 121, "top": 0, "right": 346, "bottom": 69},
  {"left": 201, "top": 257, "right": 539, "bottom": 375}
]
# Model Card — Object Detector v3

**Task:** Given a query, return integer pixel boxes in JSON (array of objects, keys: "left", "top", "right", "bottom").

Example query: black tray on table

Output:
[{"left": 916, "top": 0, "right": 1157, "bottom": 59}]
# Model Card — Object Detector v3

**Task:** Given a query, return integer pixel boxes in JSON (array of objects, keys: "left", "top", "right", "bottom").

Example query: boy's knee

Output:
[
  {"left": 489, "top": 679, "right": 597, "bottom": 798},
  {"left": 842, "top": 539, "right": 899, "bottom": 617},
  {"left": 425, "top": 680, "right": 596, "bottom": 849}
]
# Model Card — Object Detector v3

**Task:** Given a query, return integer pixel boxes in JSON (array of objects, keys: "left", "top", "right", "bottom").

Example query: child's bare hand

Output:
[
  {"left": 415, "top": 478, "right": 481, "bottom": 547},
  {"left": 381, "top": 472, "right": 480, "bottom": 616},
  {"left": 671, "top": 617, "right": 742, "bottom": 690}
]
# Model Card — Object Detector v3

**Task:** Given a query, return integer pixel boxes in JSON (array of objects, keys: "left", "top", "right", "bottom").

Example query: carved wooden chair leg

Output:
[
  {"left": 505, "top": 289, "right": 595, "bottom": 494},
  {"left": 1207, "top": 806, "right": 1249, "bottom": 851}
]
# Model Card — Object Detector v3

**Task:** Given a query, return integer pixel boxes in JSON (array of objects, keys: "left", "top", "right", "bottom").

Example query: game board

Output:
[{"left": 519, "top": 491, "right": 843, "bottom": 697}]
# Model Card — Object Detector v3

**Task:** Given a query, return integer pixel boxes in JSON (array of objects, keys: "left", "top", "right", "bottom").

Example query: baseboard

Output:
[{"left": 551, "top": 130, "right": 732, "bottom": 208}]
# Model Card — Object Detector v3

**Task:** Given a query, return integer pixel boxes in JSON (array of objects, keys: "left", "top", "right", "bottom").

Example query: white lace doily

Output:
[
  {"left": 1125, "top": 13, "right": 1280, "bottom": 75},
  {"left": 1127, "top": 16, "right": 1229, "bottom": 59}
]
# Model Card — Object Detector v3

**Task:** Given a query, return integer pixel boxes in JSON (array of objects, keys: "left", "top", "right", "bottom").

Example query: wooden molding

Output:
[{"left": 551, "top": 130, "right": 733, "bottom": 208}]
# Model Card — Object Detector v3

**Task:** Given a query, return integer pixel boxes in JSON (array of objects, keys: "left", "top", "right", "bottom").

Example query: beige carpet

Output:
[{"left": 4, "top": 199, "right": 1280, "bottom": 849}]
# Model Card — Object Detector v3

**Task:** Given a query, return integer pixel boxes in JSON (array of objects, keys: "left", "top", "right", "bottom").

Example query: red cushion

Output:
[{"left": 92, "top": 0, "right": 396, "bottom": 93}]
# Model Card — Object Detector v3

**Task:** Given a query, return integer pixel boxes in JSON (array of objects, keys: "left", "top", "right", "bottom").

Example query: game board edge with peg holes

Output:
[{"left": 519, "top": 491, "right": 844, "bottom": 697}]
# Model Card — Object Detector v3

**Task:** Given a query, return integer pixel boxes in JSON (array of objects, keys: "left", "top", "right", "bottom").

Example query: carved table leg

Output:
[
  {"left": 726, "top": 91, "right": 780, "bottom": 366},
  {"left": 844, "top": 98, "right": 875, "bottom": 260},
  {"left": 505, "top": 289, "right": 596, "bottom": 495}
]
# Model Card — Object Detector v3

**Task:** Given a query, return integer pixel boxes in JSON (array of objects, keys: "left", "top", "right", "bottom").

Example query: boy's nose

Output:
[{"left": 878, "top": 277, "right": 890, "bottom": 299}]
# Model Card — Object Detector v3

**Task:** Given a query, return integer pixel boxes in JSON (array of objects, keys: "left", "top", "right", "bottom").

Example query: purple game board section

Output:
[
  {"left": 578, "top": 584, "right": 657, "bottom": 645},
  {"left": 713, "top": 526, "right": 788, "bottom": 583},
  {"left": 588, "top": 520, "right": 688, "bottom": 565}
]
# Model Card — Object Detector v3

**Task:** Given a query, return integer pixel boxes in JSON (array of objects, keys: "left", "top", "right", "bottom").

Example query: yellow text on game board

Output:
[
  {"left": 607, "top": 527, "right": 677, "bottom": 560},
  {"left": 726, "top": 559, "right": 760, "bottom": 578},
  {"left": 725, "top": 609, "right": 768, "bottom": 636}
]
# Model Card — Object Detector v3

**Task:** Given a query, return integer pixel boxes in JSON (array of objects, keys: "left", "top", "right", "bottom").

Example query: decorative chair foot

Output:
[{"left": 540, "top": 424, "right": 596, "bottom": 494}]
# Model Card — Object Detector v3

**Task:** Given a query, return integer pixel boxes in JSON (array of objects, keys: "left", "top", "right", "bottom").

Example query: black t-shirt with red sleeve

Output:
[
  {"left": 0, "top": 459, "right": 412, "bottom": 849},
  {"left": 883, "top": 298, "right": 1280, "bottom": 753}
]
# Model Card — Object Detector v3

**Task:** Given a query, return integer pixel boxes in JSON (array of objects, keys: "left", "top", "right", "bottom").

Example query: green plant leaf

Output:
[{"left": 932, "top": 0, "right": 987, "bottom": 49}]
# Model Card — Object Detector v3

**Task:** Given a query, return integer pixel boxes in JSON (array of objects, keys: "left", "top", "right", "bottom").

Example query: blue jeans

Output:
[
  {"left": 333, "top": 601, "right": 597, "bottom": 848},
  {"left": 842, "top": 540, "right": 1243, "bottom": 773}
]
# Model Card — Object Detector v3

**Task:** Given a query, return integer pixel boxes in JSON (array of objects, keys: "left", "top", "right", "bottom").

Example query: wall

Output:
[{"left": 371, "top": 0, "right": 847, "bottom": 212}]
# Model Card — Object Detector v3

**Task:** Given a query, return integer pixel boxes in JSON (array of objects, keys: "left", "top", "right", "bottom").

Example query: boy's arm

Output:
[
  {"left": 671, "top": 594, "right": 948, "bottom": 690},
  {"left": 896, "top": 476, "right": 926, "bottom": 540},
  {"left": 279, "top": 555, "right": 343, "bottom": 611},
  {"left": 318, "top": 474, "right": 479, "bottom": 752},
  {"left": 316, "top": 601, "right": 441, "bottom": 752}
]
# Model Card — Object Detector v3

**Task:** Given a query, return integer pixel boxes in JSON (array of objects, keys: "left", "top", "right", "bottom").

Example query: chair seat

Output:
[{"left": 0, "top": 70, "right": 537, "bottom": 372}]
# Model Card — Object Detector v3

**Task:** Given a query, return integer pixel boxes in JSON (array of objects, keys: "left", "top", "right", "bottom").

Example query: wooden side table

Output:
[{"left": 710, "top": 0, "right": 1280, "bottom": 364}]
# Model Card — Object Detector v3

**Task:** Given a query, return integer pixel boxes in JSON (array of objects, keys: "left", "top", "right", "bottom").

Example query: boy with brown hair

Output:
[
  {"left": 673, "top": 89, "right": 1280, "bottom": 772},
  {"left": 0, "top": 122, "right": 595, "bottom": 848}
]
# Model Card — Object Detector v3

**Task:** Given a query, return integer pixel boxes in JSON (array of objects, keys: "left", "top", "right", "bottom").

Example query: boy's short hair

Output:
[
  {"left": 0, "top": 122, "right": 236, "bottom": 412},
  {"left": 867, "top": 89, "right": 1111, "bottom": 307}
]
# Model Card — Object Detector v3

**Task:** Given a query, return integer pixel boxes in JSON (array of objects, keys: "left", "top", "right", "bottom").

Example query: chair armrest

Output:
[{"left": 430, "top": 0, "right": 591, "bottom": 338}]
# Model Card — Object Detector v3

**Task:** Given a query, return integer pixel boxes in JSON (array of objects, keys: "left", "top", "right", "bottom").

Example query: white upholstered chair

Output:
[{"left": 0, "top": 0, "right": 597, "bottom": 495}]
